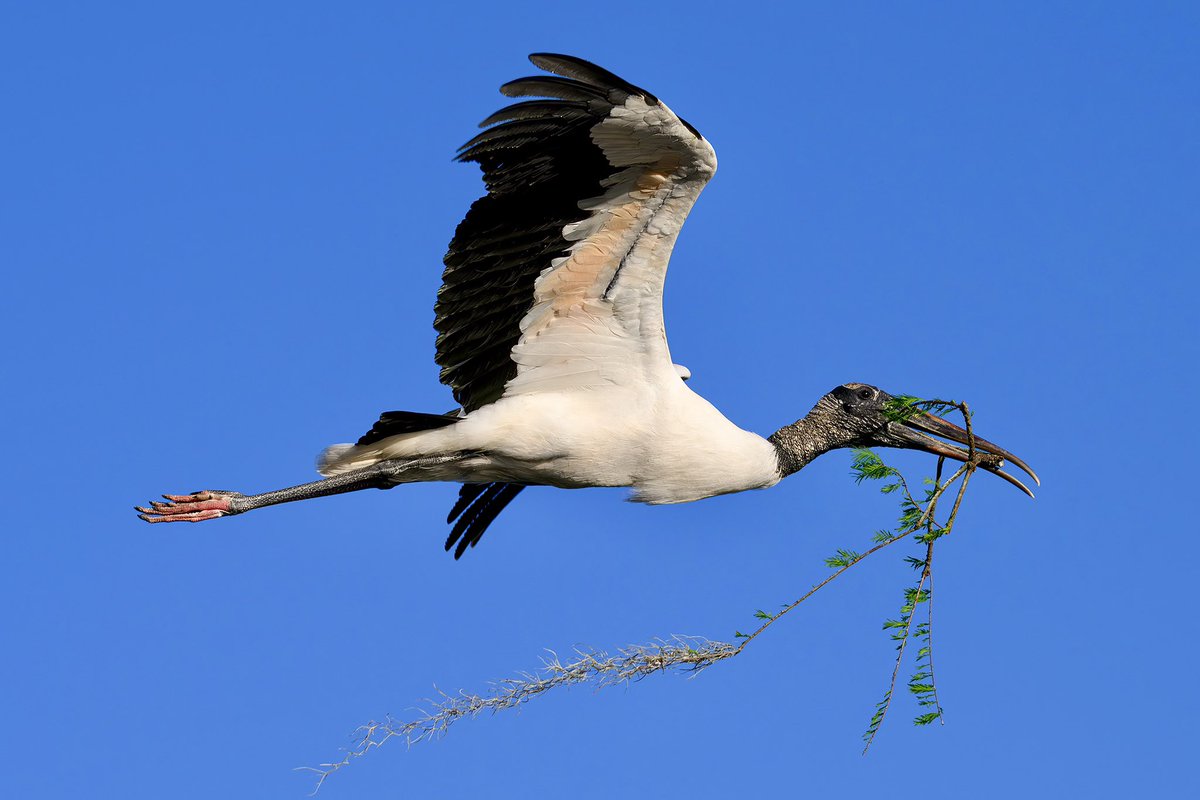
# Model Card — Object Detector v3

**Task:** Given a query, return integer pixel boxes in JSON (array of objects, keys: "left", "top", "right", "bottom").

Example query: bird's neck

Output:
[{"left": 767, "top": 401, "right": 841, "bottom": 478}]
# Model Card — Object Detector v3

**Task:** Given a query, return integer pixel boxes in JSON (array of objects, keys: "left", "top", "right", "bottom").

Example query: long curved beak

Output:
[{"left": 887, "top": 413, "right": 1040, "bottom": 497}]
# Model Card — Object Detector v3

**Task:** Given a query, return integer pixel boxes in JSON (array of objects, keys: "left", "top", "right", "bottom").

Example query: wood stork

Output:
[{"left": 137, "top": 54, "right": 1037, "bottom": 557}]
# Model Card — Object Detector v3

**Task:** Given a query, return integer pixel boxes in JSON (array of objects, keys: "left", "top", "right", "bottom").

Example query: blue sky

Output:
[{"left": 4, "top": 2, "right": 1197, "bottom": 797}]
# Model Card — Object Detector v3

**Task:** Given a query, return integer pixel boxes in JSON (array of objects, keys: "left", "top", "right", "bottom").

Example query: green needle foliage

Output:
[
  {"left": 825, "top": 548, "right": 863, "bottom": 568},
  {"left": 307, "top": 398, "right": 990, "bottom": 789},
  {"left": 847, "top": 399, "right": 974, "bottom": 749}
]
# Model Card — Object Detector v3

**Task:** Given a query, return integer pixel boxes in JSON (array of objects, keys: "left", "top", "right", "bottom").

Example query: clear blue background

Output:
[{"left": 4, "top": 2, "right": 1197, "bottom": 797}]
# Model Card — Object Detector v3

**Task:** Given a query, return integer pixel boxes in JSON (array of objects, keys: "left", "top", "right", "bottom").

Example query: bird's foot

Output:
[{"left": 136, "top": 491, "right": 246, "bottom": 523}]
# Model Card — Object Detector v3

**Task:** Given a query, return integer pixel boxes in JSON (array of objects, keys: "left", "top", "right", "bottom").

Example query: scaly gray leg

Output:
[{"left": 136, "top": 456, "right": 465, "bottom": 523}]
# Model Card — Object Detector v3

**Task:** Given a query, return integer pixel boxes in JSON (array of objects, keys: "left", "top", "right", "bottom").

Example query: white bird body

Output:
[{"left": 319, "top": 378, "right": 782, "bottom": 504}]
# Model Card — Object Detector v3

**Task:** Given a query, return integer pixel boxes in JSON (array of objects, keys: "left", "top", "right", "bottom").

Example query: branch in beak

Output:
[{"left": 885, "top": 413, "right": 1040, "bottom": 498}]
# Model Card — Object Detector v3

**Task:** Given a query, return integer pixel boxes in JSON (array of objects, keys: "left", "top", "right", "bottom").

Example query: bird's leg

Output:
[
  {"left": 136, "top": 467, "right": 392, "bottom": 523},
  {"left": 136, "top": 456, "right": 464, "bottom": 523}
]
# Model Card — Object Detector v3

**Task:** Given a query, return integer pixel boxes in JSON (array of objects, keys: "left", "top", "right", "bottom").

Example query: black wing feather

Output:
[
  {"left": 434, "top": 54, "right": 661, "bottom": 413},
  {"left": 446, "top": 483, "right": 489, "bottom": 522},
  {"left": 498, "top": 76, "right": 612, "bottom": 102},
  {"left": 356, "top": 410, "right": 457, "bottom": 446},
  {"left": 478, "top": 100, "right": 591, "bottom": 128},
  {"left": 445, "top": 483, "right": 526, "bottom": 559},
  {"left": 528, "top": 53, "right": 658, "bottom": 103}
]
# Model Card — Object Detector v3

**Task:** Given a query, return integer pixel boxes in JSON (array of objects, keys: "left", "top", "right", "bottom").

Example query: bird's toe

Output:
[{"left": 136, "top": 490, "right": 242, "bottom": 523}]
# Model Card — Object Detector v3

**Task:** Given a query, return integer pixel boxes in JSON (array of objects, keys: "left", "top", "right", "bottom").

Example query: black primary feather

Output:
[{"left": 528, "top": 53, "right": 658, "bottom": 103}]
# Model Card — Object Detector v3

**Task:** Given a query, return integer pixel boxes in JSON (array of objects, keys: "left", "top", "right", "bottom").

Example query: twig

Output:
[
  {"left": 926, "top": 565, "right": 944, "bottom": 725},
  {"left": 861, "top": 400, "right": 981, "bottom": 747},
  {"left": 732, "top": 527, "right": 915, "bottom": 654},
  {"left": 299, "top": 637, "right": 734, "bottom": 793},
  {"left": 731, "top": 456, "right": 967, "bottom": 655},
  {"left": 920, "top": 458, "right": 946, "bottom": 726},
  {"left": 863, "top": 552, "right": 932, "bottom": 753}
]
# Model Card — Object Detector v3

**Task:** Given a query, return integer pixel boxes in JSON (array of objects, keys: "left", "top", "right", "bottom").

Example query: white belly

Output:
[{"left": 320, "top": 381, "right": 782, "bottom": 504}]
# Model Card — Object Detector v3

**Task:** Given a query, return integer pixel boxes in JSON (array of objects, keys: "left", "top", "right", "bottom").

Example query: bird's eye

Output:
[{"left": 857, "top": 388, "right": 874, "bottom": 400}]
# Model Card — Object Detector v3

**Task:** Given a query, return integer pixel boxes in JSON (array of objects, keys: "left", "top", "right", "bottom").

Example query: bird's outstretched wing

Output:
[
  {"left": 435, "top": 53, "right": 717, "bottom": 412},
  {"left": 429, "top": 54, "right": 716, "bottom": 555}
]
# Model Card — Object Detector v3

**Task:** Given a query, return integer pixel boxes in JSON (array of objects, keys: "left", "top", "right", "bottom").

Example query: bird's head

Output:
[{"left": 771, "top": 382, "right": 1039, "bottom": 496}]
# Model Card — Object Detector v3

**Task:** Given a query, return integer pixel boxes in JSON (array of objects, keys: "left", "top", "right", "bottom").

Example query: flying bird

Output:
[{"left": 138, "top": 54, "right": 1038, "bottom": 557}]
